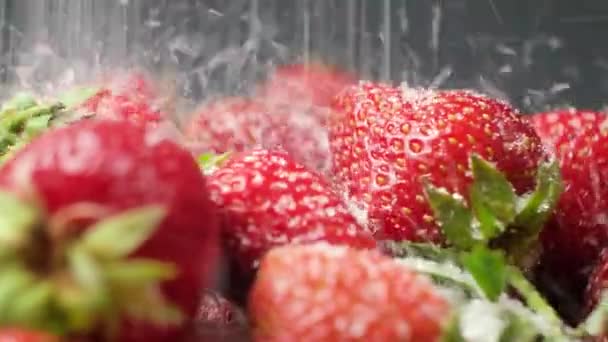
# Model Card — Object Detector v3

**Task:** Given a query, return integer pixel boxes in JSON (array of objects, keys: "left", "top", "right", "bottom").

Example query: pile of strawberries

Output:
[{"left": 0, "top": 62, "right": 607, "bottom": 342}]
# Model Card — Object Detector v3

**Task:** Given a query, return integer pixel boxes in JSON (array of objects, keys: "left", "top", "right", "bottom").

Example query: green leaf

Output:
[
  {"left": 499, "top": 310, "right": 540, "bottom": 342},
  {"left": 57, "top": 87, "right": 99, "bottom": 110},
  {"left": 198, "top": 152, "right": 231, "bottom": 173},
  {"left": 461, "top": 247, "right": 507, "bottom": 301},
  {"left": 105, "top": 259, "right": 177, "bottom": 284},
  {"left": 23, "top": 114, "right": 53, "bottom": 138},
  {"left": 424, "top": 182, "right": 476, "bottom": 249},
  {"left": 80, "top": 206, "right": 167, "bottom": 259},
  {"left": 1, "top": 103, "right": 64, "bottom": 133},
  {"left": 0, "top": 266, "right": 36, "bottom": 322},
  {"left": 470, "top": 154, "right": 517, "bottom": 227},
  {"left": 54, "top": 280, "right": 100, "bottom": 332},
  {"left": 470, "top": 187, "right": 506, "bottom": 241},
  {"left": 514, "top": 160, "right": 563, "bottom": 235},
  {"left": 6, "top": 281, "right": 53, "bottom": 325},
  {"left": 118, "top": 284, "right": 183, "bottom": 326},
  {"left": 0, "top": 190, "right": 40, "bottom": 252},
  {"left": 68, "top": 247, "right": 105, "bottom": 293}
]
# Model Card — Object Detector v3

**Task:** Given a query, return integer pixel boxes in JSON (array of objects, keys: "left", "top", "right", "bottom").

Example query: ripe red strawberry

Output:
[
  {"left": 185, "top": 97, "right": 332, "bottom": 173},
  {"left": 207, "top": 149, "right": 376, "bottom": 276},
  {"left": 0, "top": 329, "right": 58, "bottom": 342},
  {"left": 0, "top": 120, "right": 220, "bottom": 341},
  {"left": 249, "top": 243, "right": 450, "bottom": 341},
  {"left": 257, "top": 63, "right": 355, "bottom": 111},
  {"left": 529, "top": 109, "right": 608, "bottom": 275},
  {"left": 329, "top": 83, "right": 545, "bottom": 243}
]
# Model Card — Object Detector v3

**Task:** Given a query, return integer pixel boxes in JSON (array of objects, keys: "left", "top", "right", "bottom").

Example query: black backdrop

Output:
[{"left": 2, "top": 0, "right": 608, "bottom": 112}]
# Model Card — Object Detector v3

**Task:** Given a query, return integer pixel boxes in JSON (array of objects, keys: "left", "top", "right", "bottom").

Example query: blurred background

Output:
[{"left": 0, "top": 0, "right": 607, "bottom": 112}]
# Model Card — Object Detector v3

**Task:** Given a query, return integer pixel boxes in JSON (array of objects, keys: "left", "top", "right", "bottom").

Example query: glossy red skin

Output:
[
  {"left": 0, "top": 329, "right": 58, "bottom": 342},
  {"left": 249, "top": 243, "right": 450, "bottom": 342},
  {"left": 0, "top": 120, "right": 220, "bottom": 342},
  {"left": 530, "top": 110, "right": 608, "bottom": 277},
  {"left": 207, "top": 149, "right": 376, "bottom": 276},
  {"left": 185, "top": 97, "right": 332, "bottom": 174},
  {"left": 585, "top": 249, "right": 608, "bottom": 315},
  {"left": 330, "top": 84, "right": 545, "bottom": 243}
]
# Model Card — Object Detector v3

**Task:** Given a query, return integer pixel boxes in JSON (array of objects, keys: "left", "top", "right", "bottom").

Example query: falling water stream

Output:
[{"left": 0, "top": 0, "right": 606, "bottom": 111}]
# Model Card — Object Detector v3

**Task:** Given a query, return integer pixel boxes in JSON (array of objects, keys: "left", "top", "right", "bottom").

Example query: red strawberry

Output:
[
  {"left": 258, "top": 63, "right": 355, "bottom": 111},
  {"left": 0, "top": 329, "right": 58, "bottom": 342},
  {"left": 329, "top": 83, "right": 545, "bottom": 243},
  {"left": 207, "top": 149, "right": 376, "bottom": 276},
  {"left": 529, "top": 109, "right": 608, "bottom": 275},
  {"left": 0, "top": 120, "right": 220, "bottom": 341},
  {"left": 185, "top": 97, "right": 332, "bottom": 173},
  {"left": 249, "top": 243, "right": 450, "bottom": 341}
]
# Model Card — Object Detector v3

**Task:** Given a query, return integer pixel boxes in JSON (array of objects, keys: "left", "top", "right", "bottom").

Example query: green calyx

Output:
[
  {"left": 424, "top": 154, "right": 563, "bottom": 269},
  {"left": 388, "top": 241, "right": 573, "bottom": 341},
  {"left": 0, "top": 87, "right": 102, "bottom": 164},
  {"left": 0, "top": 190, "right": 181, "bottom": 338}
]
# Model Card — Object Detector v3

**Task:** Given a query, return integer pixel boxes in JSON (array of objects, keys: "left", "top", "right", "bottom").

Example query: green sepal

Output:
[
  {"left": 1, "top": 93, "right": 37, "bottom": 112},
  {"left": 461, "top": 247, "right": 507, "bottom": 302},
  {"left": 0, "top": 190, "right": 40, "bottom": 253},
  {"left": 57, "top": 87, "right": 100, "bottom": 111},
  {"left": 513, "top": 160, "right": 563, "bottom": 238},
  {"left": 79, "top": 205, "right": 167, "bottom": 260},
  {"left": 23, "top": 114, "right": 53, "bottom": 139},
  {"left": 54, "top": 279, "right": 102, "bottom": 333},
  {"left": 5, "top": 280, "right": 53, "bottom": 326},
  {"left": 424, "top": 181, "right": 477, "bottom": 249},
  {"left": 0, "top": 102, "right": 64, "bottom": 133},
  {"left": 198, "top": 152, "right": 231, "bottom": 174},
  {"left": 0, "top": 265, "right": 37, "bottom": 322},
  {"left": 104, "top": 259, "right": 177, "bottom": 284},
  {"left": 470, "top": 154, "right": 517, "bottom": 232}
]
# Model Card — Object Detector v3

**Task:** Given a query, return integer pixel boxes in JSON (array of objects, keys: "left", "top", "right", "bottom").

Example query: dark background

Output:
[{"left": 1, "top": 0, "right": 608, "bottom": 112}]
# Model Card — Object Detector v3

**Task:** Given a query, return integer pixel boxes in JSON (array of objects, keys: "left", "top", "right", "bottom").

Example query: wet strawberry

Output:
[
  {"left": 185, "top": 98, "right": 331, "bottom": 173},
  {"left": 207, "top": 149, "right": 376, "bottom": 277},
  {"left": 0, "top": 120, "right": 220, "bottom": 341},
  {"left": 329, "top": 84, "right": 545, "bottom": 243},
  {"left": 249, "top": 243, "right": 450, "bottom": 341},
  {"left": 0, "top": 329, "right": 58, "bottom": 342},
  {"left": 257, "top": 63, "right": 355, "bottom": 112},
  {"left": 529, "top": 109, "right": 608, "bottom": 276}
]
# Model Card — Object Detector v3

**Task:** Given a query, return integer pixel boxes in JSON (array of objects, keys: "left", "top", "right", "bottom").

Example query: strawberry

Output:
[
  {"left": 206, "top": 149, "right": 376, "bottom": 277},
  {"left": 529, "top": 109, "right": 608, "bottom": 275},
  {"left": 257, "top": 63, "right": 355, "bottom": 112},
  {"left": 185, "top": 97, "right": 331, "bottom": 174},
  {"left": 329, "top": 84, "right": 546, "bottom": 244},
  {"left": 0, "top": 120, "right": 220, "bottom": 341},
  {"left": 248, "top": 242, "right": 450, "bottom": 341},
  {"left": 0, "top": 329, "right": 58, "bottom": 342},
  {"left": 56, "top": 69, "right": 175, "bottom": 127}
]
